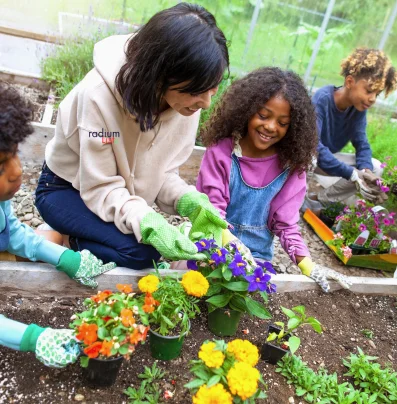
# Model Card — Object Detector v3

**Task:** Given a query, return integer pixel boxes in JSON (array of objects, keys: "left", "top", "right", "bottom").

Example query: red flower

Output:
[
  {"left": 84, "top": 341, "right": 103, "bottom": 358},
  {"left": 91, "top": 290, "right": 112, "bottom": 303},
  {"left": 76, "top": 323, "right": 98, "bottom": 345}
]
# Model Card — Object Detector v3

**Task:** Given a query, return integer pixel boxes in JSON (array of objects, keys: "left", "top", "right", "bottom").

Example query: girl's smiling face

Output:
[{"left": 240, "top": 95, "right": 291, "bottom": 158}]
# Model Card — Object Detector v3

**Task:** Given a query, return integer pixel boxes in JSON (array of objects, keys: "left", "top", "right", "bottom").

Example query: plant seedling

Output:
[
  {"left": 361, "top": 329, "right": 374, "bottom": 339},
  {"left": 266, "top": 306, "right": 322, "bottom": 355}
]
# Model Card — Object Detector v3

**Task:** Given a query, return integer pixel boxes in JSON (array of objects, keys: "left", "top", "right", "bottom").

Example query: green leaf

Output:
[
  {"left": 207, "top": 375, "right": 221, "bottom": 387},
  {"left": 206, "top": 283, "right": 222, "bottom": 297},
  {"left": 206, "top": 294, "right": 231, "bottom": 308},
  {"left": 281, "top": 306, "right": 296, "bottom": 318},
  {"left": 112, "top": 301, "right": 125, "bottom": 315},
  {"left": 259, "top": 291, "right": 268, "bottom": 303},
  {"left": 266, "top": 332, "right": 277, "bottom": 342},
  {"left": 229, "top": 295, "right": 247, "bottom": 312},
  {"left": 292, "top": 305, "right": 306, "bottom": 315},
  {"left": 306, "top": 317, "right": 323, "bottom": 333},
  {"left": 222, "top": 267, "right": 233, "bottom": 281},
  {"left": 245, "top": 297, "right": 272, "bottom": 319},
  {"left": 288, "top": 336, "right": 301, "bottom": 355},
  {"left": 80, "top": 356, "right": 89, "bottom": 368},
  {"left": 119, "top": 344, "right": 130, "bottom": 355},
  {"left": 97, "top": 304, "right": 111, "bottom": 317},
  {"left": 184, "top": 379, "right": 206, "bottom": 389},
  {"left": 221, "top": 281, "right": 249, "bottom": 291},
  {"left": 97, "top": 327, "right": 110, "bottom": 340},
  {"left": 207, "top": 267, "right": 223, "bottom": 279},
  {"left": 161, "top": 315, "right": 175, "bottom": 327},
  {"left": 287, "top": 317, "right": 301, "bottom": 331}
]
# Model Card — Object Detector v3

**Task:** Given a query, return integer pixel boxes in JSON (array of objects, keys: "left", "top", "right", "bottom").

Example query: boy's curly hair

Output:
[
  {"left": 201, "top": 67, "right": 317, "bottom": 174},
  {"left": 341, "top": 48, "right": 397, "bottom": 97},
  {"left": 0, "top": 82, "right": 34, "bottom": 153}
]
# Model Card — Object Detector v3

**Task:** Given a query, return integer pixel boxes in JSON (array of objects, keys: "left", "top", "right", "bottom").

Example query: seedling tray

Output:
[{"left": 303, "top": 209, "right": 397, "bottom": 272}]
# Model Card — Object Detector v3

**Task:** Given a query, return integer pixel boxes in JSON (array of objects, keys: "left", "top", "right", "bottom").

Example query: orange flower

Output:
[
  {"left": 84, "top": 341, "right": 103, "bottom": 358},
  {"left": 76, "top": 323, "right": 98, "bottom": 345},
  {"left": 120, "top": 308, "right": 136, "bottom": 327},
  {"left": 142, "top": 292, "right": 160, "bottom": 313},
  {"left": 129, "top": 328, "right": 143, "bottom": 345},
  {"left": 116, "top": 284, "right": 133, "bottom": 294},
  {"left": 140, "top": 325, "right": 149, "bottom": 341},
  {"left": 99, "top": 340, "right": 113, "bottom": 357},
  {"left": 91, "top": 290, "right": 112, "bottom": 303}
]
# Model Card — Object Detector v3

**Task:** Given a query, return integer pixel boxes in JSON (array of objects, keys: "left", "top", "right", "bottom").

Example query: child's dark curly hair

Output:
[
  {"left": 341, "top": 48, "right": 396, "bottom": 97},
  {"left": 201, "top": 67, "right": 318, "bottom": 174},
  {"left": 0, "top": 82, "right": 34, "bottom": 153}
]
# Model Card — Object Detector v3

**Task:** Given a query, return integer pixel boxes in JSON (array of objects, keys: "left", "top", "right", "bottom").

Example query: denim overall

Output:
[
  {"left": 226, "top": 153, "right": 289, "bottom": 261},
  {"left": 0, "top": 216, "right": 10, "bottom": 251}
]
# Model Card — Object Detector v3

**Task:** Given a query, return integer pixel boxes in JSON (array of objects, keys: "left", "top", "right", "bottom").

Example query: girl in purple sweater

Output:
[{"left": 197, "top": 67, "right": 352, "bottom": 292}]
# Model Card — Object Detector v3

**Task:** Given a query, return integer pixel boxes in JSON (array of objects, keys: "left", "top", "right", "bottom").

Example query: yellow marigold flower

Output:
[
  {"left": 227, "top": 362, "right": 260, "bottom": 401},
  {"left": 227, "top": 339, "right": 259, "bottom": 367},
  {"left": 181, "top": 271, "right": 209, "bottom": 297},
  {"left": 192, "top": 383, "right": 232, "bottom": 404},
  {"left": 138, "top": 275, "right": 159, "bottom": 293},
  {"left": 198, "top": 341, "right": 225, "bottom": 368}
]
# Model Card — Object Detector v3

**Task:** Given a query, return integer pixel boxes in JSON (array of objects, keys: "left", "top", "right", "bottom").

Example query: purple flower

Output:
[
  {"left": 187, "top": 260, "right": 198, "bottom": 270},
  {"left": 266, "top": 283, "right": 277, "bottom": 293},
  {"left": 245, "top": 268, "right": 271, "bottom": 292},
  {"left": 256, "top": 260, "right": 276, "bottom": 275},
  {"left": 228, "top": 253, "right": 247, "bottom": 276},
  {"left": 383, "top": 218, "right": 391, "bottom": 226},
  {"left": 195, "top": 238, "right": 216, "bottom": 252},
  {"left": 355, "top": 212, "right": 362, "bottom": 218},
  {"left": 359, "top": 224, "right": 367, "bottom": 232},
  {"left": 210, "top": 248, "right": 228, "bottom": 265},
  {"left": 380, "top": 163, "right": 387, "bottom": 169},
  {"left": 381, "top": 185, "right": 390, "bottom": 192}
]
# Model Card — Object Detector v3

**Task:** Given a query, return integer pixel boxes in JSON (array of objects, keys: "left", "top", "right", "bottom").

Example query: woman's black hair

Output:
[
  {"left": 115, "top": 2, "right": 229, "bottom": 131},
  {"left": 0, "top": 82, "right": 34, "bottom": 153}
]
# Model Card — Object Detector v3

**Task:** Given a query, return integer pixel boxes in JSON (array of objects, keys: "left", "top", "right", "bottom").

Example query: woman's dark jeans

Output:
[{"left": 35, "top": 163, "right": 161, "bottom": 269}]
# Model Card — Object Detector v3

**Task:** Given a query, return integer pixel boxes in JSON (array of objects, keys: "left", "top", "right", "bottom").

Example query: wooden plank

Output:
[
  {"left": 0, "top": 262, "right": 396, "bottom": 297},
  {"left": 0, "top": 69, "right": 50, "bottom": 90},
  {"left": 0, "top": 26, "right": 63, "bottom": 44},
  {"left": 19, "top": 122, "right": 55, "bottom": 163}
]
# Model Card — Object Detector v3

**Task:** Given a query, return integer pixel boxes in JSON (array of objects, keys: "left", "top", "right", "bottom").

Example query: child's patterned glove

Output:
[
  {"left": 177, "top": 191, "right": 227, "bottom": 246},
  {"left": 298, "top": 257, "right": 352, "bottom": 293},
  {"left": 140, "top": 211, "right": 206, "bottom": 261},
  {"left": 20, "top": 324, "right": 79, "bottom": 368},
  {"left": 56, "top": 250, "right": 116, "bottom": 288}
]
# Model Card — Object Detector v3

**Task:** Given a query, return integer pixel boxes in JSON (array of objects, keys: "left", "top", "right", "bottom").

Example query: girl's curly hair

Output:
[
  {"left": 0, "top": 82, "right": 34, "bottom": 153},
  {"left": 341, "top": 48, "right": 396, "bottom": 97},
  {"left": 201, "top": 67, "right": 318, "bottom": 174}
]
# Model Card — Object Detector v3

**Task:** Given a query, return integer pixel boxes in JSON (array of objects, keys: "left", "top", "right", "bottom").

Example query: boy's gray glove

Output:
[{"left": 350, "top": 169, "right": 381, "bottom": 201}]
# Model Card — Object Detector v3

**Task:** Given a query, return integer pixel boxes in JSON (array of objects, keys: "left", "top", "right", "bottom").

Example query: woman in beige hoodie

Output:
[{"left": 35, "top": 3, "right": 229, "bottom": 269}]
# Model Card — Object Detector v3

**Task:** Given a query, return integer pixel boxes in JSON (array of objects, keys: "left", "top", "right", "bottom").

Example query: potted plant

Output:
[
  {"left": 327, "top": 199, "right": 397, "bottom": 259},
  {"left": 319, "top": 202, "right": 345, "bottom": 228},
  {"left": 379, "top": 157, "right": 396, "bottom": 195},
  {"left": 70, "top": 284, "right": 150, "bottom": 387},
  {"left": 185, "top": 339, "right": 267, "bottom": 402},
  {"left": 261, "top": 305, "right": 322, "bottom": 364},
  {"left": 137, "top": 269, "right": 209, "bottom": 360},
  {"left": 187, "top": 237, "right": 275, "bottom": 337}
]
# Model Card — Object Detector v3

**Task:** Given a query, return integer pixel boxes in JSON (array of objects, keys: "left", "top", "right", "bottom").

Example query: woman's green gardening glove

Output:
[
  {"left": 298, "top": 257, "right": 353, "bottom": 293},
  {"left": 56, "top": 250, "right": 117, "bottom": 289},
  {"left": 177, "top": 191, "right": 227, "bottom": 245},
  {"left": 140, "top": 211, "right": 206, "bottom": 261},
  {"left": 20, "top": 324, "right": 80, "bottom": 368}
]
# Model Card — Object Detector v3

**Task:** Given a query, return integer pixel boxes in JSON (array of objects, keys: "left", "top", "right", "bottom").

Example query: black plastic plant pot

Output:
[
  {"left": 82, "top": 355, "right": 124, "bottom": 388},
  {"left": 391, "top": 183, "right": 397, "bottom": 196},
  {"left": 261, "top": 325, "right": 290, "bottom": 365},
  {"left": 319, "top": 211, "right": 335, "bottom": 229},
  {"left": 348, "top": 244, "right": 374, "bottom": 256}
]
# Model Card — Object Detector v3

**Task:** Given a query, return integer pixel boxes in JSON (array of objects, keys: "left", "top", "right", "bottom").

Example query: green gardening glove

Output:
[
  {"left": 20, "top": 324, "right": 80, "bottom": 368},
  {"left": 140, "top": 211, "right": 206, "bottom": 261},
  {"left": 177, "top": 191, "right": 227, "bottom": 245},
  {"left": 56, "top": 250, "right": 117, "bottom": 288}
]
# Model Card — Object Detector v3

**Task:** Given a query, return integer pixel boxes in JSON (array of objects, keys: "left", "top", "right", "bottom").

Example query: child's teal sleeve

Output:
[
  {"left": 0, "top": 207, "right": 5, "bottom": 233},
  {"left": 0, "top": 314, "right": 29, "bottom": 351},
  {"left": 2, "top": 200, "right": 66, "bottom": 265}
]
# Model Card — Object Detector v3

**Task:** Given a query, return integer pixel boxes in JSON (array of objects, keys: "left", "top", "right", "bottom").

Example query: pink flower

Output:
[
  {"left": 359, "top": 224, "right": 367, "bottom": 232},
  {"left": 355, "top": 212, "right": 362, "bottom": 217},
  {"left": 356, "top": 200, "right": 366, "bottom": 207},
  {"left": 385, "top": 156, "right": 392, "bottom": 160},
  {"left": 380, "top": 163, "right": 387, "bottom": 169},
  {"left": 333, "top": 232, "right": 344, "bottom": 240},
  {"left": 341, "top": 246, "right": 352, "bottom": 259},
  {"left": 389, "top": 212, "right": 396, "bottom": 217},
  {"left": 383, "top": 218, "right": 391, "bottom": 226},
  {"left": 394, "top": 166, "right": 397, "bottom": 170},
  {"left": 381, "top": 185, "right": 390, "bottom": 192},
  {"left": 377, "top": 228, "right": 383, "bottom": 234},
  {"left": 335, "top": 215, "right": 343, "bottom": 221}
]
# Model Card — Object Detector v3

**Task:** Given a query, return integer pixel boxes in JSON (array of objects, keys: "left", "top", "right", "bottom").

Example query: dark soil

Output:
[
  {"left": 0, "top": 290, "right": 396, "bottom": 403},
  {"left": 51, "top": 109, "right": 58, "bottom": 125}
]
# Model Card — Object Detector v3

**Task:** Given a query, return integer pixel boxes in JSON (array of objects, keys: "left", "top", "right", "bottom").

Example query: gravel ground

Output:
[{"left": 13, "top": 162, "right": 391, "bottom": 278}]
